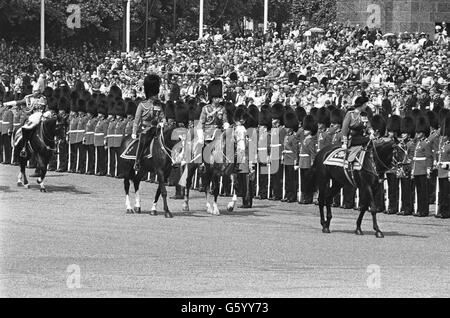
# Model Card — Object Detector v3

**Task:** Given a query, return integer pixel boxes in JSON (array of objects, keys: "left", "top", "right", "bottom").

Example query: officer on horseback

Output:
[
  {"left": 132, "top": 74, "right": 165, "bottom": 172},
  {"left": 341, "top": 95, "right": 374, "bottom": 167},
  {"left": 196, "top": 79, "right": 230, "bottom": 163}
]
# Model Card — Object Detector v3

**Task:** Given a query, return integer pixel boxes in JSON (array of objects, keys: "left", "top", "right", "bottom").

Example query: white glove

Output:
[
  {"left": 158, "top": 122, "right": 164, "bottom": 128},
  {"left": 223, "top": 122, "right": 230, "bottom": 130},
  {"left": 132, "top": 134, "right": 137, "bottom": 140},
  {"left": 342, "top": 143, "right": 347, "bottom": 150},
  {"left": 197, "top": 129, "right": 204, "bottom": 144}
]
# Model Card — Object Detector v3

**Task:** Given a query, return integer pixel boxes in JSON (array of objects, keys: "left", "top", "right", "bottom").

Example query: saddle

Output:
[
  {"left": 324, "top": 146, "right": 366, "bottom": 187},
  {"left": 121, "top": 138, "right": 154, "bottom": 160}
]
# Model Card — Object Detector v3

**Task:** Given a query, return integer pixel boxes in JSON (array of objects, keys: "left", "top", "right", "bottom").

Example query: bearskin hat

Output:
[
  {"left": 317, "top": 107, "right": 331, "bottom": 128},
  {"left": 415, "top": 116, "right": 430, "bottom": 137},
  {"left": 107, "top": 101, "right": 116, "bottom": 116},
  {"left": 271, "top": 103, "right": 285, "bottom": 122},
  {"left": 225, "top": 101, "right": 236, "bottom": 126},
  {"left": 309, "top": 107, "right": 319, "bottom": 119},
  {"left": 303, "top": 115, "right": 318, "bottom": 136},
  {"left": 97, "top": 100, "right": 107, "bottom": 116},
  {"left": 165, "top": 100, "right": 176, "bottom": 120},
  {"left": 43, "top": 87, "right": 54, "bottom": 99},
  {"left": 54, "top": 87, "right": 62, "bottom": 100},
  {"left": 442, "top": 117, "right": 450, "bottom": 138},
  {"left": 295, "top": 106, "right": 307, "bottom": 126},
  {"left": 401, "top": 116, "right": 415, "bottom": 138},
  {"left": 208, "top": 79, "right": 223, "bottom": 99},
  {"left": 87, "top": 99, "right": 97, "bottom": 115},
  {"left": 47, "top": 96, "right": 58, "bottom": 111},
  {"left": 330, "top": 109, "right": 344, "bottom": 126},
  {"left": 387, "top": 115, "right": 402, "bottom": 136},
  {"left": 354, "top": 96, "right": 369, "bottom": 108},
  {"left": 144, "top": 74, "right": 160, "bottom": 99},
  {"left": 409, "top": 108, "right": 422, "bottom": 122},
  {"left": 259, "top": 105, "right": 272, "bottom": 129},
  {"left": 109, "top": 85, "right": 123, "bottom": 99},
  {"left": 115, "top": 99, "right": 126, "bottom": 118},
  {"left": 246, "top": 105, "right": 259, "bottom": 129},
  {"left": 284, "top": 108, "right": 299, "bottom": 131},
  {"left": 188, "top": 99, "right": 201, "bottom": 121},
  {"left": 126, "top": 100, "right": 137, "bottom": 117},
  {"left": 77, "top": 99, "right": 86, "bottom": 113},
  {"left": 371, "top": 115, "right": 386, "bottom": 136},
  {"left": 426, "top": 110, "right": 439, "bottom": 130},
  {"left": 58, "top": 96, "right": 70, "bottom": 113},
  {"left": 234, "top": 106, "right": 246, "bottom": 123},
  {"left": 175, "top": 101, "right": 189, "bottom": 126},
  {"left": 229, "top": 72, "right": 238, "bottom": 82},
  {"left": 83, "top": 90, "right": 92, "bottom": 102}
]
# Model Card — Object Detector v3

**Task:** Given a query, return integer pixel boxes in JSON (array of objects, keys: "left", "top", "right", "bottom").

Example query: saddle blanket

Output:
[
  {"left": 324, "top": 146, "right": 364, "bottom": 171},
  {"left": 120, "top": 139, "right": 153, "bottom": 160}
]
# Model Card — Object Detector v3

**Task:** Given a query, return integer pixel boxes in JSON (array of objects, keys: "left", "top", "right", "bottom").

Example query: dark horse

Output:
[
  {"left": 14, "top": 117, "right": 61, "bottom": 192},
  {"left": 305, "top": 140, "right": 396, "bottom": 238},
  {"left": 181, "top": 130, "right": 237, "bottom": 215},
  {"left": 119, "top": 126, "right": 179, "bottom": 218}
]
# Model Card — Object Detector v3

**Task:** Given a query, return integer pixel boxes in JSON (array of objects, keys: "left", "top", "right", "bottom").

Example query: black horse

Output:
[
  {"left": 14, "top": 117, "right": 61, "bottom": 192},
  {"left": 304, "top": 140, "right": 396, "bottom": 238},
  {"left": 119, "top": 126, "right": 179, "bottom": 218},
  {"left": 181, "top": 130, "right": 237, "bottom": 215}
]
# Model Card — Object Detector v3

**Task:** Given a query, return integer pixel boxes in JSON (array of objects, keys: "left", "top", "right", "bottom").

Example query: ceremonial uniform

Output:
[
  {"left": 94, "top": 114, "right": 109, "bottom": 176},
  {"left": 427, "top": 125, "right": 440, "bottom": 204},
  {"left": 268, "top": 103, "right": 285, "bottom": 201},
  {"left": 1, "top": 104, "right": 13, "bottom": 164},
  {"left": 84, "top": 115, "right": 98, "bottom": 175},
  {"left": 0, "top": 104, "right": 5, "bottom": 163},
  {"left": 106, "top": 116, "right": 117, "bottom": 177},
  {"left": 76, "top": 113, "right": 88, "bottom": 174},
  {"left": 255, "top": 105, "right": 271, "bottom": 200},
  {"left": 283, "top": 118, "right": 299, "bottom": 203},
  {"left": 384, "top": 115, "right": 402, "bottom": 214},
  {"left": 398, "top": 116, "right": 416, "bottom": 216},
  {"left": 112, "top": 115, "right": 127, "bottom": 178},
  {"left": 437, "top": 132, "right": 450, "bottom": 219},
  {"left": 68, "top": 114, "right": 80, "bottom": 173},
  {"left": 299, "top": 115, "right": 318, "bottom": 204},
  {"left": 11, "top": 105, "right": 23, "bottom": 165}
]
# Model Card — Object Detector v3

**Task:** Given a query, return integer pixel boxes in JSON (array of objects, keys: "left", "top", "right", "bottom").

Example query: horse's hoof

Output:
[
  {"left": 375, "top": 231, "right": 384, "bottom": 238},
  {"left": 17, "top": 182, "right": 23, "bottom": 187},
  {"left": 227, "top": 203, "right": 234, "bottom": 213},
  {"left": 134, "top": 207, "right": 141, "bottom": 214},
  {"left": 182, "top": 206, "right": 190, "bottom": 212},
  {"left": 165, "top": 212, "right": 173, "bottom": 219},
  {"left": 40, "top": 188, "right": 47, "bottom": 193},
  {"left": 355, "top": 229, "right": 364, "bottom": 236},
  {"left": 24, "top": 184, "right": 29, "bottom": 189},
  {"left": 126, "top": 209, "right": 134, "bottom": 214},
  {"left": 322, "top": 228, "right": 331, "bottom": 234},
  {"left": 150, "top": 210, "right": 158, "bottom": 216},
  {"left": 37, "top": 179, "right": 42, "bottom": 185}
]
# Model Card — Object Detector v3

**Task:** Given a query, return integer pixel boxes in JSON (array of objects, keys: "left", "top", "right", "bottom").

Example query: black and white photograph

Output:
[{"left": 0, "top": 0, "right": 449, "bottom": 300}]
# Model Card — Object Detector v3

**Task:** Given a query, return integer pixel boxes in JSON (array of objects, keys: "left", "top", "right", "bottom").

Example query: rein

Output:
[
  {"left": 158, "top": 128, "right": 176, "bottom": 164},
  {"left": 371, "top": 139, "right": 393, "bottom": 173}
]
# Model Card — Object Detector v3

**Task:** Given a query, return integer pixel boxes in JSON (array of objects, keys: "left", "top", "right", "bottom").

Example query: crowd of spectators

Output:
[{"left": 1, "top": 21, "right": 450, "bottom": 114}]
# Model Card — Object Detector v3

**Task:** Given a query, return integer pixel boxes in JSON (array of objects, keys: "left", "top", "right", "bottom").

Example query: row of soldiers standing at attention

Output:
[{"left": 1, "top": 84, "right": 449, "bottom": 218}]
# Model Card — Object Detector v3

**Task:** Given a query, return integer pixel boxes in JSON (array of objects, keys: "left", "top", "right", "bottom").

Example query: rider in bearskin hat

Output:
[{"left": 132, "top": 74, "right": 165, "bottom": 172}]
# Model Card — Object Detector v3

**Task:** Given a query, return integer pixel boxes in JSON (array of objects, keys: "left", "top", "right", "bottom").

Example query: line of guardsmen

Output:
[{"left": 1, "top": 89, "right": 449, "bottom": 218}]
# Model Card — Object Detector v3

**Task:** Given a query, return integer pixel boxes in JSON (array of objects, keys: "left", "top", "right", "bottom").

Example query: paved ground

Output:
[{"left": 0, "top": 164, "right": 449, "bottom": 298}]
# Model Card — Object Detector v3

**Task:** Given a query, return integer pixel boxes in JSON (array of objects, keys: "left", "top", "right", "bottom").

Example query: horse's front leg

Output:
[
  {"left": 212, "top": 174, "right": 220, "bottom": 216},
  {"left": 37, "top": 167, "right": 47, "bottom": 193},
  {"left": 151, "top": 186, "right": 161, "bottom": 216},
  {"left": 319, "top": 184, "right": 330, "bottom": 233},
  {"left": 124, "top": 178, "right": 134, "bottom": 214},
  {"left": 157, "top": 170, "right": 172, "bottom": 219},
  {"left": 182, "top": 165, "right": 194, "bottom": 212},
  {"left": 133, "top": 177, "right": 141, "bottom": 214}
]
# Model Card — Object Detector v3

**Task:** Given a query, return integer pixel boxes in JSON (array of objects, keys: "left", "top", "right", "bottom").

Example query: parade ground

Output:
[{"left": 0, "top": 165, "right": 449, "bottom": 298}]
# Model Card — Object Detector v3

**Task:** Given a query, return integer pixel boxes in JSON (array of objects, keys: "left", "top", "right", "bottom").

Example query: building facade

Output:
[{"left": 337, "top": 0, "right": 450, "bottom": 34}]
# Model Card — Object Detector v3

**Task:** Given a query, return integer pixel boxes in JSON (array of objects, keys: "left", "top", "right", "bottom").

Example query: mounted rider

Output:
[
  {"left": 132, "top": 74, "right": 165, "bottom": 171},
  {"left": 197, "top": 79, "right": 230, "bottom": 165},
  {"left": 19, "top": 83, "right": 52, "bottom": 157},
  {"left": 341, "top": 95, "right": 374, "bottom": 167}
]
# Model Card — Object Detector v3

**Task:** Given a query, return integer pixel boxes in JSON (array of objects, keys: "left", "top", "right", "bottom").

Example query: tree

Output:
[{"left": 292, "top": 0, "right": 336, "bottom": 27}]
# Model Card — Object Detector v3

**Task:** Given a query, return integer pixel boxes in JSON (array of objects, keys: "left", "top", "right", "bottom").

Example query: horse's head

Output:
[{"left": 373, "top": 139, "right": 397, "bottom": 174}]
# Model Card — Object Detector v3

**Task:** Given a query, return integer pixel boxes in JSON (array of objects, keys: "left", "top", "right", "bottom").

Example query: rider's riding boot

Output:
[{"left": 134, "top": 135, "right": 144, "bottom": 172}]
